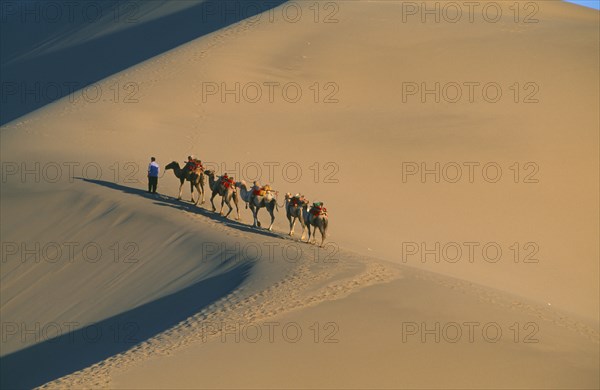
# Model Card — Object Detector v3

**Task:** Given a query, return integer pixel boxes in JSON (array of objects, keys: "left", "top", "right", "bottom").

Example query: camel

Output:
[
  {"left": 303, "top": 203, "right": 329, "bottom": 247},
  {"left": 238, "top": 181, "right": 278, "bottom": 230},
  {"left": 165, "top": 161, "right": 205, "bottom": 205},
  {"left": 284, "top": 193, "right": 308, "bottom": 238},
  {"left": 204, "top": 170, "right": 240, "bottom": 220}
]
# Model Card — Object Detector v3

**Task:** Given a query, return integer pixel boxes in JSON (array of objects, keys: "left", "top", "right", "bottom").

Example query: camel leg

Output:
[
  {"left": 298, "top": 213, "right": 307, "bottom": 240},
  {"left": 301, "top": 213, "right": 308, "bottom": 241},
  {"left": 193, "top": 184, "right": 201, "bottom": 205},
  {"left": 224, "top": 201, "right": 232, "bottom": 218},
  {"left": 310, "top": 219, "right": 318, "bottom": 244},
  {"left": 199, "top": 181, "right": 205, "bottom": 204},
  {"left": 189, "top": 182, "right": 195, "bottom": 202},
  {"left": 235, "top": 194, "right": 241, "bottom": 220},
  {"left": 252, "top": 206, "right": 260, "bottom": 228},
  {"left": 223, "top": 194, "right": 235, "bottom": 219},
  {"left": 210, "top": 192, "right": 218, "bottom": 212},
  {"left": 178, "top": 182, "right": 184, "bottom": 200},
  {"left": 268, "top": 205, "right": 275, "bottom": 231},
  {"left": 318, "top": 224, "right": 326, "bottom": 247},
  {"left": 219, "top": 196, "right": 226, "bottom": 216},
  {"left": 288, "top": 215, "right": 295, "bottom": 236}
]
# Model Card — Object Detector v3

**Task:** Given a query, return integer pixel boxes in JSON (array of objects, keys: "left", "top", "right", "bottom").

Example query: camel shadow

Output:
[
  {"left": 0, "top": 262, "right": 252, "bottom": 389},
  {"left": 0, "top": 0, "right": 287, "bottom": 125},
  {"left": 77, "top": 178, "right": 287, "bottom": 240}
]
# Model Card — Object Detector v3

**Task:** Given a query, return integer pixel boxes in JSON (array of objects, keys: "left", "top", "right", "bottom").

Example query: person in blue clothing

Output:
[{"left": 148, "top": 157, "right": 159, "bottom": 194}]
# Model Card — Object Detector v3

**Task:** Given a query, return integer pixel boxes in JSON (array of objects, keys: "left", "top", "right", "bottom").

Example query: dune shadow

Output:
[
  {"left": 0, "top": 0, "right": 287, "bottom": 125},
  {"left": 78, "top": 178, "right": 287, "bottom": 240},
  {"left": 0, "top": 261, "right": 252, "bottom": 389}
]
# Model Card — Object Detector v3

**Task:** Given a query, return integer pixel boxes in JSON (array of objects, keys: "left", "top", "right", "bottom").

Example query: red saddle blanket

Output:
[
  {"left": 290, "top": 197, "right": 304, "bottom": 207},
  {"left": 311, "top": 206, "right": 327, "bottom": 216},
  {"left": 222, "top": 178, "right": 234, "bottom": 188},
  {"left": 186, "top": 161, "right": 203, "bottom": 171}
]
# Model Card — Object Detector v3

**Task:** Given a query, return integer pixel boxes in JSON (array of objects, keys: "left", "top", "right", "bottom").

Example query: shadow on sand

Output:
[
  {"left": 78, "top": 178, "right": 287, "bottom": 240},
  {"left": 0, "top": 262, "right": 252, "bottom": 389},
  {"left": 0, "top": 0, "right": 287, "bottom": 125}
]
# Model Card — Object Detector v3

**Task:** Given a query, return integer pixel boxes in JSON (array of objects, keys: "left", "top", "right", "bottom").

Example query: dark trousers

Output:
[{"left": 148, "top": 176, "right": 158, "bottom": 193}]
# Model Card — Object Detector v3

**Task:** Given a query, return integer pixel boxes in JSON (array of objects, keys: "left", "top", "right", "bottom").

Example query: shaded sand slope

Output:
[{"left": 0, "top": 0, "right": 287, "bottom": 125}]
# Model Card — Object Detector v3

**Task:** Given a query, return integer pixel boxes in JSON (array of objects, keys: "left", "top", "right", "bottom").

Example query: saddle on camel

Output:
[
  {"left": 310, "top": 202, "right": 327, "bottom": 217},
  {"left": 221, "top": 173, "right": 236, "bottom": 190},
  {"left": 253, "top": 184, "right": 273, "bottom": 197},
  {"left": 289, "top": 194, "right": 306, "bottom": 207},
  {"left": 185, "top": 157, "right": 203, "bottom": 172},
  {"left": 184, "top": 156, "right": 203, "bottom": 178}
]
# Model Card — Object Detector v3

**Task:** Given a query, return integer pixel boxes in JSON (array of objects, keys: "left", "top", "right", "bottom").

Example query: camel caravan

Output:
[{"left": 165, "top": 156, "right": 329, "bottom": 246}]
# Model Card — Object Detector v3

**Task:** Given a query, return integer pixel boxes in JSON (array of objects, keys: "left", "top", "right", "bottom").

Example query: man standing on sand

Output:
[{"left": 148, "top": 157, "right": 159, "bottom": 194}]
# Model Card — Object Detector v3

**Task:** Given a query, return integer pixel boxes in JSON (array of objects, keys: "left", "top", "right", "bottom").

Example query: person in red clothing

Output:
[
  {"left": 184, "top": 155, "right": 196, "bottom": 172},
  {"left": 184, "top": 156, "right": 203, "bottom": 179},
  {"left": 221, "top": 173, "right": 235, "bottom": 189}
]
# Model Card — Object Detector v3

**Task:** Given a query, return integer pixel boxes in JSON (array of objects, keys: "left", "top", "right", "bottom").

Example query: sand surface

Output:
[{"left": 1, "top": 0, "right": 598, "bottom": 388}]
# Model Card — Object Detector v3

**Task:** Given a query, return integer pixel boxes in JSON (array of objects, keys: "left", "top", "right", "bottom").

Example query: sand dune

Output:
[
  {"left": 0, "top": 0, "right": 287, "bottom": 125},
  {"left": 1, "top": 0, "right": 598, "bottom": 388}
]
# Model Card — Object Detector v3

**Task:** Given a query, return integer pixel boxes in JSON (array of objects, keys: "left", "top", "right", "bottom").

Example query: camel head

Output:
[
  {"left": 165, "top": 161, "right": 179, "bottom": 171},
  {"left": 203, "top": 169, "right": 215, "bottom": 177}
]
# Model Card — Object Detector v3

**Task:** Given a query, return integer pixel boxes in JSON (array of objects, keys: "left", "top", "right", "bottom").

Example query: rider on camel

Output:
[
  {"left": 221, "top": 173, "right": 235, "bottom": 189},
  {"left": 184, "top": 155, "right": 202, "bottom": 174}
]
